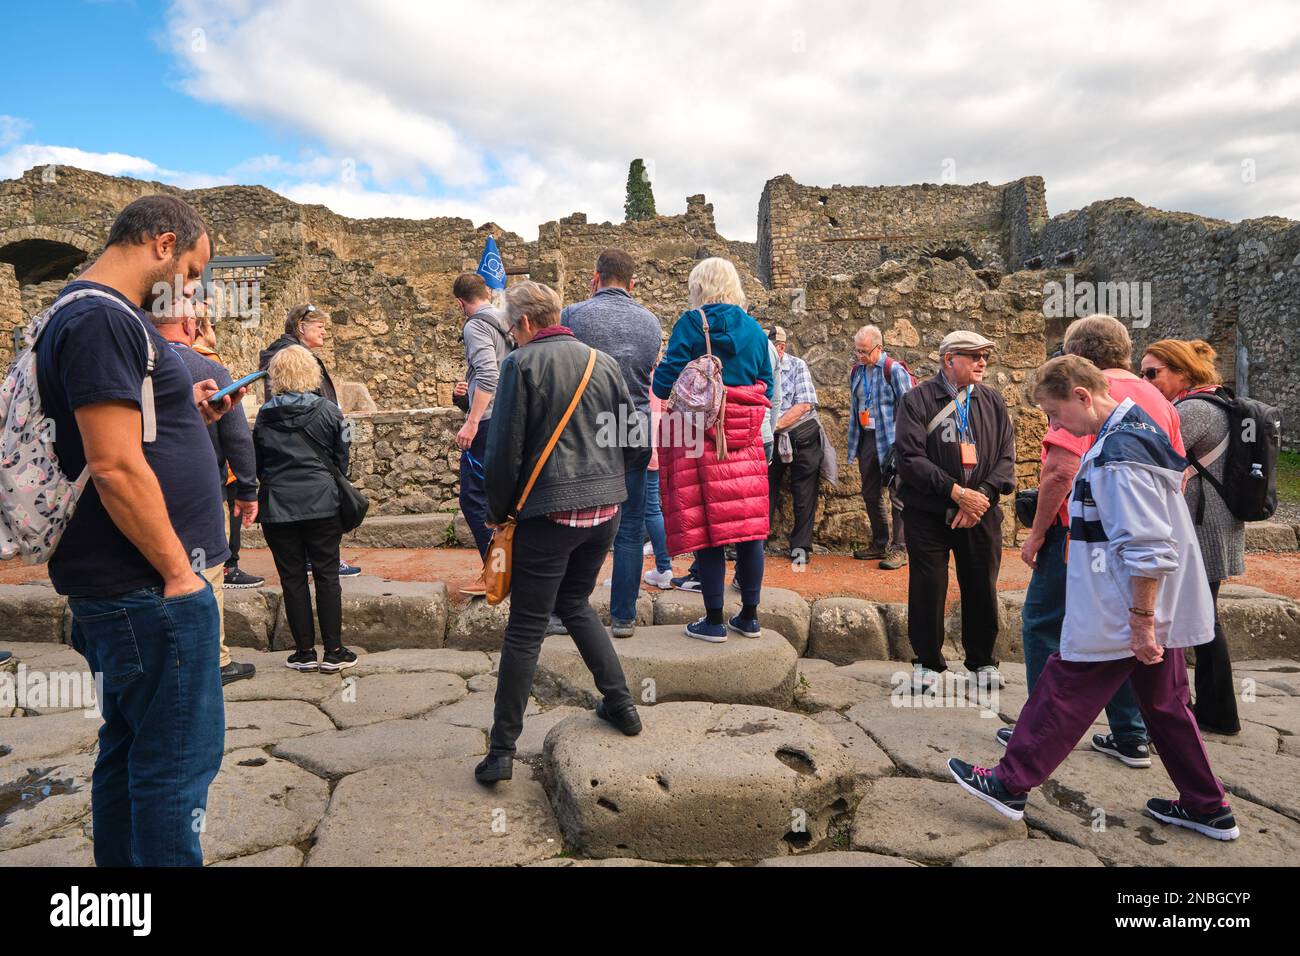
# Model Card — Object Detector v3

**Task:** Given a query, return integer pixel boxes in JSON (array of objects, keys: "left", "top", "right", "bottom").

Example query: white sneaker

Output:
[
  {"left": 643, "top": 568, "right": 674, "bottom": 590},
  {"left": 971, "top": 665, "right": 1005, "bottom": 689},
  {"left": 643, "top": 541, "right": 655, "bottom": 557}
]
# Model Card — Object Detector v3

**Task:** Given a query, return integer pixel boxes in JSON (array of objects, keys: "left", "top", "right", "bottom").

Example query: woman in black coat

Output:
[{"left": 254, "top": 345, "right": 355, "bottom": 672}]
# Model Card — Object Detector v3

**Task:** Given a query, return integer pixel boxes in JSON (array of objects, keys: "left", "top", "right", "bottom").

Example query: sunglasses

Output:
[
  {"left": 1140, "top": 366, "right": 1165, "bottom": 381},
  {"left": 954, "top": 351, "right": 991, "bottom": 362}
]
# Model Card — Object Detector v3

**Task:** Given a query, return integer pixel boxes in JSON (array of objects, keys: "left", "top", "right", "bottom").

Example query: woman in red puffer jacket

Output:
[{"left": 651, "top": 257, "right": 774, "bottom": 644}]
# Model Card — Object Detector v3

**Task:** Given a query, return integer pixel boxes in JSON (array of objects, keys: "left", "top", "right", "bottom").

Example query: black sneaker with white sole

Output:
[
  {"left": 1091, "top": 733, "right": 1152, "bottom": 768},
  {"left": 320, "top": 647, "right": 358, "bottom": 672},
  {"left": 1145, "top": 798, "right": 1240, "bottom": 841},
  {"left": 947, "top": 757, "right": 1026, "bottom": 821},
  {"left": 285, "top": 650, "right": 319, "bottom": 672},
  {"left": 995, "top": 726, "right": 1013, "bottom": 748},
  {"left": 223, "top": 565, "right": 265, "bottom": 589}
]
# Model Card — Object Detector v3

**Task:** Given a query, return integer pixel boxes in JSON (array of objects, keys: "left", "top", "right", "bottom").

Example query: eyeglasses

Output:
[{"left": 1139, "top": 366, "right": 1165, "bottom": 381}]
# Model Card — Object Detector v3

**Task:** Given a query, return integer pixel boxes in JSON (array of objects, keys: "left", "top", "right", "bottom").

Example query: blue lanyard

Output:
[{"left": 954, "top": 386, "right": 974, "bottom": 442}]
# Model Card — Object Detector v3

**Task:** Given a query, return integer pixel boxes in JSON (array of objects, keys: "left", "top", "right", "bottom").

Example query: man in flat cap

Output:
[
  {"left": 893, "top": 330, "right": 1016, "bottom": 688},
  {"left": 767, "top": 325, "right": 825, "bottom": 565}
]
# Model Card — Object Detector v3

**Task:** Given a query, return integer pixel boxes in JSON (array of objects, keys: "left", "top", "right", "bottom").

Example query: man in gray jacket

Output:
[
  {"left": 455, "top": 272, "right": 513, "bottom": 596},
  {"left": 562, "top": 249, "right": 662, "bottom": 638}
]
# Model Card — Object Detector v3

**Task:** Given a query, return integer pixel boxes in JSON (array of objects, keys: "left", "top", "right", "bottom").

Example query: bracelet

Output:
[{"left": 1128, "top": 607, "right": 1155, "bottom": 617}]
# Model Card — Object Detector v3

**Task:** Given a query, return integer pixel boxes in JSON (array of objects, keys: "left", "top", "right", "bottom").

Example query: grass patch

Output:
[{"left": 1278, "top": 451, "right": 1300, "bottom": 505}]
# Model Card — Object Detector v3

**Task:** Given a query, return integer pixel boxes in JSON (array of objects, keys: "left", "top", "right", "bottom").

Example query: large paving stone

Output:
[
  {"left": 952, "top": 840, "right": 1104, "bottom": 867},
  {"left": 811, "top": 711, "right": 897, "bottom": 790},
  {"left": 0, "top": 832, "right": 95, "bottom": 867},
  {"left": 1204, "top": 740, "right": 1300, "bottom": 822},
  {"left": 308, "top": 756, "right": 562, "bottom": 866},
  {"left": 1216, "top": 585, "right": 1300, "bottom": 660},
  {"left": 0, "top": 754, "right": 93, "bottom": 852},
  {"left": 221, "top": 651, "right": 343, "bottom": 703},
  {"left": 272, "top": 717, "right": 485, "bottom": 778},
  {"left": 223, "top": 699, "right": 335, "bottom": 752},
  {"left": 0, "top": 711, "right": 101, "bottom": 769},
  {"left": 754, "top": 850, "right": 919, "bottom": 867},
  {"left": 318, "top": 672, "right": 466, "bottom": 729},
  {"left": 1233, "top": 694, "right": 1300, "bottom": 736},
  {"left": 543, "top": 702, "right": 857, "bottom": 862},
  {"left": 794, "top": 659, "right": 883, "bottom": 712},
  {"left": 0, "top": 653, "right": 97, "bottom": 715},
  {"left": 1245, "top": 522, "right": 1298, "bottom": 551},
  {"left": 424, "top": 689, "right": 539, "bottom": 733},
  {"left": 445, "top": 597, "right": 511, "bottom": 652},
  {"left": 651, "top": 588, "right": 811, "bottom": 656},
  {"left": 202, "top": 748, "right": 329, "bottom": 863},
  {"left": 210, "top": 845, "right": 304, "bottom": 867},
  {"left": 0, "top": 583, "right": 66, "bottom": 643},
  {"left": 808, "top": 598, "right": 889, "bottom": 663},
  {"left": 355, "top": 648, "right": 492, "bottom": 679},
  {"left": 347, "top": 513, "right": 454, "bottom": 548},
  {"left": 1199, "top": 720, "right": 1283, "bottom": 756},
  {"left": 850, "top": 776, "right": 1026, "bottom": 863},
  {"left": 515, "top": 706, "right": 586, "bottom": 760},
  {"left": 223, "top": 587, "right": 281, "bottom": 649},
  {"left": 1023, "top": 750, "right": 1300, "bottom": 866},
  {"left": 587, "top": 587, "right": 655, "bottom": 628},
  {"left": 536, "top": 625, "right": 798, "bottom": 709},
  {"left": 271, "top": 578, "right": 448, "bottom": 651}
]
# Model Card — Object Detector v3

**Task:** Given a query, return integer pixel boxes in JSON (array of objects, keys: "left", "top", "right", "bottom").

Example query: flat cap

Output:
[{"left": 939, "top": 330, "right": 996, "bottom": 355}]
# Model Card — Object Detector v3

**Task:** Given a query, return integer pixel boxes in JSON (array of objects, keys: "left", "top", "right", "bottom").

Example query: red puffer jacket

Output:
[{"left": 658, "top": 383, "right": 771, "bottom": 555}]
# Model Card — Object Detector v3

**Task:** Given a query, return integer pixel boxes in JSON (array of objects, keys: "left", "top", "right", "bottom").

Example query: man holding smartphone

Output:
[{"left": 35, "top": 195, "right": 244, "bottom": 866}]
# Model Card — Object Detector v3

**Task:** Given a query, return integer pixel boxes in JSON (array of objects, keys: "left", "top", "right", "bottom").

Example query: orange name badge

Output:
[
  {"left": 960, "top": 442, "right": 978, "bottom": 467},
  {"left": 859, "top": 409, "right": 871, "bottom": 428}
]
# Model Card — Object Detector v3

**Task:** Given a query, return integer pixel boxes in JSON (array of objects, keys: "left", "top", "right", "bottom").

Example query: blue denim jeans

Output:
[
  {"left": 643, "top": 470, "right": 672, "bottom": 574},
  {"left": 610, "top": 450, "right": 653, "bottom": 624},
  {"left": 68, "top": 580, "right": 225, "bottom": 867},
  {"left": 1021, "top": 523, "right": 1149, "bottom": 744},
  {"left": 459, "top": 421, "right": 493, "bottom": 559}
]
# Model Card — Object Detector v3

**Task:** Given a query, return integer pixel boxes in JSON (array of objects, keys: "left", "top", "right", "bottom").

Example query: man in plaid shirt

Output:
[
  {"left": 768, "top": 326, "right": 824, "bottom": 563},
  {"left": 848, "top": 324, "right": 912, "bottom": 569}
]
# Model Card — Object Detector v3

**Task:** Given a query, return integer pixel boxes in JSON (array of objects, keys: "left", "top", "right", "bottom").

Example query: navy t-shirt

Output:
[{"left": 35, "top": 280, "right": 229, "bottom": 597}]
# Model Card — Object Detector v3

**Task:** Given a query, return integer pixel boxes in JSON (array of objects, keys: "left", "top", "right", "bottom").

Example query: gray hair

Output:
[
  {"left": 855, "top": 324, "right": 882, "bottom": 347},
  {"left": 505, "top": 280, "right": 562, "bottom": 329}
]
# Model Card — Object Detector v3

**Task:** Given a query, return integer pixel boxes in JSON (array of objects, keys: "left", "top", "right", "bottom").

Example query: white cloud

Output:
[{"left": 0, "top": 116, "right": 31, "bottom": 149}]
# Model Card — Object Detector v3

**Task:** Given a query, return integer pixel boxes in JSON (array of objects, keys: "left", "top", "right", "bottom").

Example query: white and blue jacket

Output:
[{"left": 1061, "top": 398, "right": 1215, "bottom": 662}]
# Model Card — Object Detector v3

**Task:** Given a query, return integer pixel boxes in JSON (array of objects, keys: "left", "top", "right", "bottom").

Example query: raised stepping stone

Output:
[
  {"left": 944, "top": 590, "right": 1027, "bottom": 663},
  {"left": 445, "top": 598, "right": 511, "bottom": 652},
  {"left": 1026, "top": 751, "right": 1300, "bottom": 866},
  {"left": 210, "top": 845, "right": 304, "bottom": 867},
  {"left": 0, "top": 832, "right": 95, "bottom": 867},
  {"left": 808, "top": 598, "right": 889, "bottom": 663},
  {"left": 652, "top": 588, "right": 811, "bottom": 656},
  {"left": 535, "top": 624, "right": 798, "bottom": 709},
  {"left": 318, "top": 672, "right": 466, "bottom": 729},
  {"left": 811, "top": 711, "right": 896, "bottom": 789},
  {"left": 424, "top": 690, "right": 538, "bottom": 734},
  {"left": 851, "top": 776, "right": 1026, "bottom": 863},
  {"left": 1245, "top": 522, "right": 1298, "bottom": 551},
  {"left": 223, "top": 587, "right": 281, "bottom": 649},
  {"left": 1216, "top": 586, "right": 1300, "bottom": 660},
  {"left": 515, "top": 706, "right": 586, "bottom": 760},
  {"left": 223, "top": 699, "right": 335, "bottom": 751},
  {"left": 356, "top": 648, "right": 492, "bottom": 679},
  {"left": 754, "top": 850, "right": 918, "bottom": 867},
  {"left": 271, "top": 578, "right": 447, "bottom": 651},
  {"left": 272, "top": 717, "right": 485, "bottom": 778},
  {"left": 543, "top": 702, "right": 856, "bottom": 863},
  {"left": 202, "top": 748, "right": 329, "bottom": 864},
  {"left": 343, "top": 513, "right": 454, "bottom": 548},
  {"left": 953, "top": 840, "right": 1104, "bottom": 867},
  {"left": 1204, "top": 740, "right": 1300, "bottom": 822},
  {"left": 0, "top": 584, "right": 66, "bottom": 644},
  {"left": 0, "top": 711, "right": 101, "bottom": 770},
  {"left": 0, "top": 753, "right": 93, "bottom": 852},
  {"left": 308, "top": 756, "right": 562, "bottom": 866}
]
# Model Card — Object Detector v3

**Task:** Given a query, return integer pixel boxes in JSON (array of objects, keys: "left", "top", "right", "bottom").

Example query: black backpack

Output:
[{"left": 1176, "top": 387, "right": 1280, "bottom": 523}]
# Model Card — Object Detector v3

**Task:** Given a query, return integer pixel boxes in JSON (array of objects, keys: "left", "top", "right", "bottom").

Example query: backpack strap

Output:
[
  {"left": 697, "top": 309, "right": 713, "bottom": 361},
  {"left": 44, "top": 289, "right": 158, "bottom": 443},
  {"left": 1174, "top": 390, "right": 1230, "bottom": 524},
  {"left": 515, "top": 347, "right": 598, "bottom": 513}
]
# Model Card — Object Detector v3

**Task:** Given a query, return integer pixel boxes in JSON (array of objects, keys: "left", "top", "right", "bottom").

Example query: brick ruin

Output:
[{"left": 1, "top": 165, "right": 1296, "bottom": 550}]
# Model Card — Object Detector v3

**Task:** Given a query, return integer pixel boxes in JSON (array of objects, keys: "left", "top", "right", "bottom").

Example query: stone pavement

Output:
[{"left": 2, "top": 632, "right": 1298, "bottom": 867}]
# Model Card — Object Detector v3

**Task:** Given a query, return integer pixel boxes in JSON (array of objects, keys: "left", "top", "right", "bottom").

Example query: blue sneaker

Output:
[
  {"left": 684, "top": 617, "right": 728, "bottom": 643},
  {"left": 338, "top": 561, "right": 362, "bottom": 577},
  {"left": 947, "top": 757, "right": 1027, "bottom": 821},
  {"left": 727, "top": 613, "right": 761, "bottom": 638}
]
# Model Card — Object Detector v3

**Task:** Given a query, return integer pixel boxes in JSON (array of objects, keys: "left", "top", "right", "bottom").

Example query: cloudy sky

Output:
[{"left": 2, "top": 0, "right": 1298, "bottom": 240}]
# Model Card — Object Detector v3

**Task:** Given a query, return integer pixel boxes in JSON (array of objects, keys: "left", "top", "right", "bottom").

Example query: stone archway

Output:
[{"left": 0, "top": 225, "right": 100, "bottom": 286}]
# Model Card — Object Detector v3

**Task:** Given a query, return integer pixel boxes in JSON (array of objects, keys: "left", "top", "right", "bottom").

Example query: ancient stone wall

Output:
[{"left": 346, "top": 409, "right": 464, "bottom": 517}]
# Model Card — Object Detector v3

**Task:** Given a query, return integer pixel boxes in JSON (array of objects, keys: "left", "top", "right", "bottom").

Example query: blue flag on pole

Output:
[{"left": 476, "top": 235, "right": 507, "bottom": 290}]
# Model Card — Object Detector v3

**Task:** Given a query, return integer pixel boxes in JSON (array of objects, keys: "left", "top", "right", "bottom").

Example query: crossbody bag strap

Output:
[
  {"left": 294, "top": 423, "right": 346, "bottom": 483},
  {"left": 927, "top": 399, "right": 958, "bottom": 435},
  {"left": 515, "top": 347, "right": 598, "bottom": 513}
]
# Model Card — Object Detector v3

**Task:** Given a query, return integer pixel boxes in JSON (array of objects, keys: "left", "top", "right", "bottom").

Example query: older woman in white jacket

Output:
[{"left": 947, "top": 356, "right": 1238, "bottom": 842}]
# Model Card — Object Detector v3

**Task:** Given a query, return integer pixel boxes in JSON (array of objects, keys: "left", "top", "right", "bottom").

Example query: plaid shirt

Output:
[
  {"left": 778, "top": 353, "right": 818, "bottom": 430},
  {"left": 847, "top": 352, "right": 914, "bottom": 463},
  {"left": 547, "top": 503, "right": 620, "bottom": 528}
]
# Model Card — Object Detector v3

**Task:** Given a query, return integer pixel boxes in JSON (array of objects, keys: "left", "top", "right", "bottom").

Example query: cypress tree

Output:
[{"left": 624, "top": 159, "right": 657, "bottom": 222}]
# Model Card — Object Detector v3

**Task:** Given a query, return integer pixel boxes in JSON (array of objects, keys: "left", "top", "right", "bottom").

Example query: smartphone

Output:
[{"left": 207, "top": 370, "right": 268, "bottom": 406}]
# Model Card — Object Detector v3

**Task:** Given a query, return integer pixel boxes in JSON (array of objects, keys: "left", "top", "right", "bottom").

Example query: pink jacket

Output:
[{"left": 658, "top": 383, "right": 771, "bottom": 555}]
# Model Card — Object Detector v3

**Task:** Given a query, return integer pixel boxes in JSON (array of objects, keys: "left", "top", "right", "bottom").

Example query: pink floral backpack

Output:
[{"left": 666, "top": 308, "right": 729, "bottom": 460}]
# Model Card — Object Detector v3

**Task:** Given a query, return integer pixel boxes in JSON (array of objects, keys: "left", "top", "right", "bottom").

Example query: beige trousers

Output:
[{"left": 202, "top": 563, "right": 230, "bottom": 668}]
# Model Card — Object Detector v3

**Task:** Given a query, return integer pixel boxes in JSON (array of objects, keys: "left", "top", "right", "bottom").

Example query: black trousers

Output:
[
  {"left": 490, "top": 516, "right": 633, "bottom": 756},
  {"left": 1194, "top": 580, "right": 1241, "bottom": 733},
  {"left": 263, "top": 516, "right": 343, "bottom": 654},
  {"left": 768, "top": 419, "right": 822, "bottom": 555},
  {"left": 904, "top": 504, "right": 1001, "bottom": 671},
  {"left": 858, "top": 437, "right": 905, "bottom": 551},
  {"left": 224, "top": 484, "right": 242, "bottom": 568}
]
